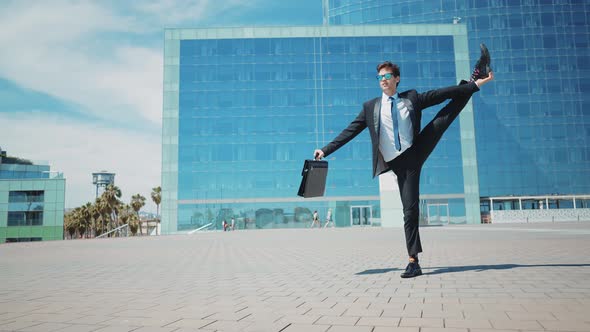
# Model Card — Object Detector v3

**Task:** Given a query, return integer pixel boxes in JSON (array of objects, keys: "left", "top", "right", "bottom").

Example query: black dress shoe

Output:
[
  {"left": 400, "top": 262, "right": 422, "bottom": 278},
  {"left": 471, "top": 43, "right": 492, "bottom": 80}
]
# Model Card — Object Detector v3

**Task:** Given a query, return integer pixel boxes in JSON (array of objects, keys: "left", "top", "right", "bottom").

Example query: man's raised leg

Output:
[{"left": 414, "top": 81, "right": 473, "bottom": 166}]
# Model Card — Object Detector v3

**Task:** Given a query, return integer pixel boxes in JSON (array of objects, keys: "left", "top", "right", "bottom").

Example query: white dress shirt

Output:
[{"left": 379, "top": 92, "right": 414, "bottom": 162}]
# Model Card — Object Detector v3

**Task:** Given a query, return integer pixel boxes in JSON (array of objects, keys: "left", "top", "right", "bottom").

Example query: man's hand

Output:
[
  {"left": 475, "top": 71, "right": 494, "bottom": 88},
  {"left": 314, "top": 149, "right": 324, "bottom": 160}
]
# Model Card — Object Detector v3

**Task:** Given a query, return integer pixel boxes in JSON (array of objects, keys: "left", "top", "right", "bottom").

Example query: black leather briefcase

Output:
[{"left": 297, "top": 160, "right": 328, "bottom": 198}]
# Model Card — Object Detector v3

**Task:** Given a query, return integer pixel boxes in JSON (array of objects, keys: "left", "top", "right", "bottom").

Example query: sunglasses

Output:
[{"left": 376, "top": 73, "right": 395, "bottom": 80}]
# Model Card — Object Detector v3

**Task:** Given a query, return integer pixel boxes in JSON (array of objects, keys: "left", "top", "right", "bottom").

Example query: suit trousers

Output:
[{"left": 387, "top": 80, "right": 473, "bottom": 257}]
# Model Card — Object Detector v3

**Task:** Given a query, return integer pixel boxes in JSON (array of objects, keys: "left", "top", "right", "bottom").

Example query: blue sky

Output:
[{"left": 0, "top": 0, "right": 323, "bottom": 211}]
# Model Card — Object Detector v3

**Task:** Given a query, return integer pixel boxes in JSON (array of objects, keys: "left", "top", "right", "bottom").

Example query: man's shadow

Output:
[{"left": 356, "top": 263, "right": 590, "bottom": 276}]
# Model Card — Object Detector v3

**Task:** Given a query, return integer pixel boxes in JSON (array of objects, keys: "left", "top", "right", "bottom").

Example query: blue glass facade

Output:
[
  {"left": 324, "top": 0, "right": 590, "bottom": 197},
  {"left": 162, "top": 26, "right": 479, "bottom": 232}
]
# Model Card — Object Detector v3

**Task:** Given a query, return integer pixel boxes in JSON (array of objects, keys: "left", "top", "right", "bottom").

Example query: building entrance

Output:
[
  {"left": 351, "top": 206, "right": 371, "bottom": 226},
  {"left": 427, "top": 203, "right": 449, "bottom": 225}
]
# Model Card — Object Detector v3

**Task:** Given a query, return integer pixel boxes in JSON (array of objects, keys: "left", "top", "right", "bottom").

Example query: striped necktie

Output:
[{"left": 389, "top": 96, "right": 401, "bottom": 151}]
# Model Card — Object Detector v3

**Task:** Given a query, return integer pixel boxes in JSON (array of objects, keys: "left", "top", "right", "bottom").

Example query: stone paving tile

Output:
[
  {"left": 403, "top": 303, "right": 442, "bottom": 311},
  {"left": 421, "top": 308, "right": 464, "bottom": 319},
  {"left": 281, "top": 323, "right": 329, "bottom": 332},
  {"left": 55, "top": 324, "right": 106, "bottom": 332},
  {"left": 462, "top": 310, "right": 510, "bottom": 320},
  {"left": 276, "top": 314, "right": 321, "bottom": 325},
  {"left": 506, "top": 311, "right": 557, "bottom": 321},
  {"left": 0, "top": 313, "right": 28, "bottom": 321},
  {"left": 0, "top": 320, "right": 42, "bottom": 331},
  {"left": 353, "top": 296, "right": 391, "bottom": 305},
  {"left": 22, "top": 312, "right": 83, "bottom": 323},
  {"left": 105, "top": 316, "right": 182, "bottom": 327},
  {"left": 201, "top": 311, "right": 251, "bottom": 321},
  {"left": 355, "top": 316, "right": 400, "bottom": 327},
  {"left": 0, "top": 303, "right": 42, "bottom": 314},
  {"left": 242, "top": 323, "right": 293, "bottom": 332},
  {"left": 387, "top": 297, "right": 424, "bottom": 304},
  {"left": 489, "top": 319, "right": 544, "bottom": 330},
  {"left": 196, "top": 319, "right": 254, "bottom": 331},
  {"left": 468, "top": 329, "right": 515, "bottom": 332},
  {"left": 297, "top": 301, "right": 337, "bottom": 309},
  {"left": 92, "top": 326, "right": 141, "bottom": 332},
  {"left": 444, "top": 318, "right": 493, "bottom": 329},
  {"left": 382, "top": 308, "right": 421, "bottom": 318},
  {"left": 306, "top": 308, "right": 347, "bottom": 317},
  {"left": 552, "top": 311, "right": 590, "bottom": 321},
  {"left": 372, "top": 327, "right": 418, "bottom": 332},
  {"left": 367, "top": 303, "right": 405, "bottom": 311},
  {"left": 1, "top": 224, "right": 590, "bottom": 332},
  {"left": 341, "top": 307, "right": 383, "bottom": 317},
  {"left": 314, "top": 315, "right": 360, "bottom": 326},
  {"left": 324, "top": 326, "right": 373, "bottom": 332},
  {"left": 421, "top": 328, "right": 468, "bottom": 332},
  {"left": 17, "top": 322, "right": 72, "bottom": 331},
  {"left": 238, "top": 312, "right": 284, "bottom": 323},
  {"left": 28, "top": 303, "right": 73, "bottom": 314},
  {"left": 129, "top": 327, "right": 178, "bottom": 332},
  {"left": 538, "top": 320, "right": 590, "bottom": 331},
  {"left": 161, "top": 318, "right": 215, "bottom": 329},
  {"left": 399, "top": 317, "right": 444, "bottom": 328}
]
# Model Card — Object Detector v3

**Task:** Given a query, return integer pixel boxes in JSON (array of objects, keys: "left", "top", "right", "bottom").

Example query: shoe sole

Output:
[
  {"left": 479, "top": 43, "right": 491, "bottom": 72},
  {"left": 400, "top": 270, "right": 423, "bottom": 278},
  {"left": 480, "top": 43, "right": 490, "bottom": 63}
]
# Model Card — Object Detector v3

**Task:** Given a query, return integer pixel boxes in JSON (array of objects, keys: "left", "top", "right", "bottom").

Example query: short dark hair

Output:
[{"left": 376, "top": 61, "right": 400, "bottom": 87}]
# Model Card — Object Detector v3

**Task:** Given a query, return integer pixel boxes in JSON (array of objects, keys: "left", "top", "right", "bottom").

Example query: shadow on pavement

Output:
[
  {"left": 356, "top": 264, "right": 590, "bottom": 276},
  {"left": 356, "top": 268, "right": 402, "bottom": 275}
]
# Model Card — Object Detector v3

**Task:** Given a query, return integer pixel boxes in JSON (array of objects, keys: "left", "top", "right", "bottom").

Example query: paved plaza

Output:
[{"left": 1, "top": 222, "right": 590, "bottom": 332}]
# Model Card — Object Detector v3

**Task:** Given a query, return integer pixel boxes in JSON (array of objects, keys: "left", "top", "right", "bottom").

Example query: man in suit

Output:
[{"left": 313, "top": 45, "right": 493, "bottom": 278}]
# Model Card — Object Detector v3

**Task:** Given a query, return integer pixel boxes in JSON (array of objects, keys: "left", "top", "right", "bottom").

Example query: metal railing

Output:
[
  {"left": 96, "top": 224, "right": 130, "bottom": 238},
  {"left": 187, "top": 223, "right": 213, "bottom": 234}
]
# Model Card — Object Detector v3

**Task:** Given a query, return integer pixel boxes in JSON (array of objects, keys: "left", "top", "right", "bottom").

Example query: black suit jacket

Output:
[{"left": 320, "top": 81, "right": 479, "bottom": 177}]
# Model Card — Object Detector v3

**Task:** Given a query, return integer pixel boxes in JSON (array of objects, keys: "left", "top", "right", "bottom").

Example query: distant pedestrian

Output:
[
  {"left": 222, "top": 219, "right": 228, "bottom": 231},
  {"left": 311, "top": 210, "right": 321, "bottom": 228},
  {"left": 324, "top": 208, "right": 334, "bottom": 228},
  {"left": 231, "top": 217, "right": 235, "bottom": 231}
]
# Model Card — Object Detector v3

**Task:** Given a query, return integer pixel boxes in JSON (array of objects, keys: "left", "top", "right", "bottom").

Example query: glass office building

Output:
[
  {"left": 162, "top": 1, "right": 590, "bottom": 232},
  {"left": 162, "top": 25, "right": 480, "bottom": 233},
  {"left": 0, "top": 152, "right": 65, "bottom": 243},
  {"left": 324, "top": 0, "right": 590, "bottom": 198}
]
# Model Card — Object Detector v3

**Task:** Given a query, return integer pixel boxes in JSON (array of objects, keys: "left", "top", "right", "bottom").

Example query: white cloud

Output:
[
  {"left": 0, "top": 0, "right": 264, "bottom": 127},
  {"left": 0, "top": 0, "right": 271, "bottom": 212},
  {"left": 132, "top": 0, "right": 256, "bottom": 28},
  {"left": 1, "top": 113, "right": 161, "bottom": 212},
  {"left": 0, "top": 0, "right": 161, "bottom": 125}
]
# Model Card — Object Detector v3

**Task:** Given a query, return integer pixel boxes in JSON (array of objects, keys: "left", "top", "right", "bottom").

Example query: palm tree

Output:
[
  {"left": 150, "top": 186, "right": 161, "bottom": 235},
  {"left": 101, "top": 184, "right": 122, "bottom": 234},
  {"left": 128, "top": 213, "right": 139, "bottom": 236},
  {"left": 90, "top": 200, "right": 102, "bottom": 237},
  {"left": 64, "top": 210, "right": 77, "bottom": 239},
  {"left": 80, "top": 202, "right": 93, "bottom": 238},
  {"left": 76, "top": 207, "right": 87, "bottom": 238},
  {"left": 119, "top": 204, "right": 133, "bottom": 225},
  {"left": 130, "top": 194, "right": 146, "bottom": 235},
  {"left": 94, "top": 197, "right": 110, "bottom": 236}
]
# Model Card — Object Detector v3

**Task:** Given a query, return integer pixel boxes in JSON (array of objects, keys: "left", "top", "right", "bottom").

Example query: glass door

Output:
[
  {"left": 350, "top": 206, "right": 372, "bottom": 226},
  {"left": 427, "top": 203, "right": 449, "bottom": 225}
]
